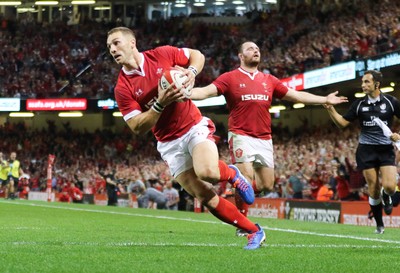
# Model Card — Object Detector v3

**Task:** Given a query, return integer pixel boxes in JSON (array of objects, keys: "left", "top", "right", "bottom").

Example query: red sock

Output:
[
  {"left": 218, "top": 160, "right": 236, "bottom": 182},
  {"left": 209, "top": 196, "right": 258, "bottom": 233},
  {"left": 235, "top": 190, "right": 249, "bottom": 217}
]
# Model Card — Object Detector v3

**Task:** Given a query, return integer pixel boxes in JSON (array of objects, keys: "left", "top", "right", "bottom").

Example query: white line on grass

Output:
[
  {"left": 0, "top": 200, "right": 220, "bottom": 224},
  {"left": 2, "top": 241, "right": 400, "bottom": 249},
  {"left": 2, "top": 200, "right": 400, "bottom": 245},
  {"left": 266, "top": 227, "right": 400, "bottom": 244}
]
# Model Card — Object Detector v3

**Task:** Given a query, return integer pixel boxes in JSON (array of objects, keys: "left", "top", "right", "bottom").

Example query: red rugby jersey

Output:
[
  {"left": 213, "top": 67, "right": 288, "bottom": 140},
  {"left": 114, "top": 45, "right": 202, "bottom": 142}
]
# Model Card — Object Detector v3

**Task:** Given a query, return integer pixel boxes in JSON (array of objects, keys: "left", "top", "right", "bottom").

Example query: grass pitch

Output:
[{"left": 0, "top": 199, "right": 399, "bottom": 273}]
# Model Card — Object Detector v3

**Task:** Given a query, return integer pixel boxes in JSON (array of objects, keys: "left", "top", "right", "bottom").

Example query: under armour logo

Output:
[{"left": 135, "top": 89, "right": 143, "bottom": 96}]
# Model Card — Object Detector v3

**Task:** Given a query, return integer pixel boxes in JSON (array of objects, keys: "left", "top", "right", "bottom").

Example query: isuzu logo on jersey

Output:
[{"left": 241, "top": 94, "right": 269, "bottom": 101}]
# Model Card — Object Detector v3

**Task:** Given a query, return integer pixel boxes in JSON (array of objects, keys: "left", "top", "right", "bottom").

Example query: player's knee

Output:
[
  {"left": 383, "top": 184, "right": 396, "bottom": 195},
  {"left": 201, "top": 193, "right": 219, "bottom": 209},
  {"left": 256, "top": 180, "right": 273, "bottom": 192},
  {"left": 196, "top": 167, "right": 219, "bottom": 183},
  {"left": 193, "top": 191, "right": 215, "bottom": 205},
  {"left": 264, "top": 183, "right": 274, "bottom": 192}
]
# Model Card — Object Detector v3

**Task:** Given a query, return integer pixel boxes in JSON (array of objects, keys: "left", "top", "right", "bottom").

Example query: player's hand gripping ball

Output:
[{"left": 160, "top": 68, "right": 193, "bottom": 102}]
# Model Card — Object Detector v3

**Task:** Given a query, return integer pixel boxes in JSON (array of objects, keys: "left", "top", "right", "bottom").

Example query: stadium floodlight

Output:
[
  {"left": 112, "top": 112, "right": 123, "bottom": 117},
  {"left": 17, "top": 7, "right": 37, "bottom": 13},
  {"left": 0, "top": 1, "right": 22, "bottom": 5},
  {"left": 354, "top": 92, "right": 365, "bottom": 98},
  {"left": 355, "top": 87, "right": 394, "bottom": 96},
  {"left": 71, "top": 0, "right": 96, "bottom": 4},
  {"left": 9, "top": 112, "right": 35, "bottom": 117},
  {"left": 58, "top": 112, "right": 83, "bottom": 117},
  {"left": 94, "top": 6, "right": 110, "bottom": 10},
  {"left": 272, "top": 105, "right": 286, "bottom": 110},
  {"left": 381, "top": 87, "right": 394, "bottom": 93},
  {"left": 35, "top": 1, "right": 59, "bottom": 5},
  {"left": 293, "top": 103, "right": 305, "bottom": 109},
  {"left": 269, "top": 105, "right": 286, "bottom": 113},
  {"left": 193, "top": 0, "right": 205, "bottom": 6}
]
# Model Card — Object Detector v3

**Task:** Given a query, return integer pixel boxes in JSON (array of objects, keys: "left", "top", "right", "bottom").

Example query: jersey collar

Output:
[
  {"left": 365, "top": 92, "right": 383, "bottom": 104},
  {"left": 238, "top": 67, "right": 259, "bottom": 80},
  {"left": 122, "top": 53, "right": 145, "bottom": 76}
]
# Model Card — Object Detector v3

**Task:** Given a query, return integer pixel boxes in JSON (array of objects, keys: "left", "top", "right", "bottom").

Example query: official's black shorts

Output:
[
  {"left": 356, "top": 144, "right": 396, "bottom": 170},
  {"left": 1, "top": 177, "right": 11, "bottom": 186},
  {"left": 2, "top": 176, "right": 18, "bottom": 186}
]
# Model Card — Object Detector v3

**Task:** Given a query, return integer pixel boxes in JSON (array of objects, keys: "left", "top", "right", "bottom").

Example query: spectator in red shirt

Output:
[
  {"left": 309, "top": 172, "right": 323, "bottom": 200},
  {"left": 68, "top": 183, "right": 83, "bottom": 203},
  {"left": 17, "top": 175, "right": 30, "bottom": 199},
  {"left": 58, "top": 191, "right": 70, "bottom": 203},
  {"left": 335, "top": 170, "right": 352, "bottom": 200}
]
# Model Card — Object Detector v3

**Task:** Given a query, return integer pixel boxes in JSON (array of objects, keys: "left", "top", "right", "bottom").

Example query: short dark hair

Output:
[
  {"left": 364, "top": 70, "right": 383, "bottom": 83},
  {"left": 238, "top": 41, "right": 254, "bottom": 54},
  {"left": 107, "top": 27, "right": 135, "bottom": 39}
]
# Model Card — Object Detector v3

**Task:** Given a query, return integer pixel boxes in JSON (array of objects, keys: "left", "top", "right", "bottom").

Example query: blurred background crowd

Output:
[
  {"left": 1, "top": 0, "right": 400, "bottom": 209},
  {"left": 2, "top": 118, "right": 400, "bottom": 210}
]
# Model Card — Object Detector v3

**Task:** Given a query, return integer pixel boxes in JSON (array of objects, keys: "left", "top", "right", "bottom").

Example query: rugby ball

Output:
[{"left": 160, "top": 68, "right": 193, "bottom": 101}]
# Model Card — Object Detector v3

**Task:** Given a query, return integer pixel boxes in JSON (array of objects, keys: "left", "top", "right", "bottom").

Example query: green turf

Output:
[{"left": 0, "top": 199, "right": 399, "bottom": 273}]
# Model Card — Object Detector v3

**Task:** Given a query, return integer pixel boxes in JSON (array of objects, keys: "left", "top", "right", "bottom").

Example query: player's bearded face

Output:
[
  {"left": 243, "top": 53, "right": 260, "bottom": 67},
  {"left": 241, "top": 43, "right": 261, "bottom": 68}
]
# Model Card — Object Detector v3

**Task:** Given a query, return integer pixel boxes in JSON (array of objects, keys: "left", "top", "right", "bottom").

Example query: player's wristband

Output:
[
  {"left": 188, "top": 66, "right": 198, "bottom": 76},
  {"left": 151, "top": 101, "right": 164, "bottom": 114}
]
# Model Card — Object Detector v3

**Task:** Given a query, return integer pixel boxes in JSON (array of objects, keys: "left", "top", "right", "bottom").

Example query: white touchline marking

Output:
[
  {"left": 267, "top": 227, "right": 400, "bottom": 244},
  {"left": 2, "top": 241, "right": 400, "bottom": 249},
  {"left": 2, "top": 200, "right": 400, "bottom": 245},
  {"left": 0, "top": 200, "right": 220, "bottom": 224}
]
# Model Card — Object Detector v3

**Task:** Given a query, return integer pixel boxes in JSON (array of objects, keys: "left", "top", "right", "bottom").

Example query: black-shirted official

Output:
[
  {"left": 324, "top": 70, "right": 400, "bottom": 234},
  {"left": 100, "top": 168, "right": 118, "bottom": 206}
]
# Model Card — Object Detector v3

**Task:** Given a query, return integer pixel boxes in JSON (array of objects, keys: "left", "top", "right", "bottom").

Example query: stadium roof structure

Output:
[{"left": 1, "top": 0, "right": 279, "bottom": 13}]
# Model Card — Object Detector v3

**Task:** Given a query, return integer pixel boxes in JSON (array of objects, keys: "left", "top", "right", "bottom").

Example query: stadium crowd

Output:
[
  {"left": 1, "top": 118, "right": 400, "bottom": 209},
  {"left": 0, "top": 0, "right": 400, "bottom": 98}
]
